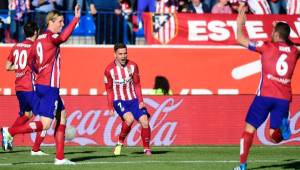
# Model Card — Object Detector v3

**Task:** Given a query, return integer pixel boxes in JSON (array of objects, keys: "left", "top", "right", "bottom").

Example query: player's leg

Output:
[
  {"left": 234, "top": 96, "right": 271, "bottom": 170},
  {"left": 11, "top": 92, "right": 33, "bottom": 129},
  {"left": 269, "top": 98, "right": 290, "bottom": 143},
  {"left": 11, "top": 111, "right": 32, "bottom": 128},
  {"left": 1, "top": 115, "right": 52, "bottom": 151},
  {"left": 112, "top": 100, "right": 135, "bottom": 156},
  {"left": 2, "top": 92, "right": 38, "bottom": 151},
  {"left": 132, "top": 100, "right": 151, "bottom": 155},
  {"left": 53, "top": 97, "right": 75, "bottom": 165},
  {"left": 31, "top": 129, "right": 48, "bottom": 155},
  {"left": 139, "top": 114, "right": 151, "bottom": 155},
  {"left": 113, "top": 111, "right": 134, "bottom": 156}
]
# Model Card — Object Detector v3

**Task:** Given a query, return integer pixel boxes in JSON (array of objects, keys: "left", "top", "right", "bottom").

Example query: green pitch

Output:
[{"left": 0, "top": 146, "right": 299, "bottom": 170}]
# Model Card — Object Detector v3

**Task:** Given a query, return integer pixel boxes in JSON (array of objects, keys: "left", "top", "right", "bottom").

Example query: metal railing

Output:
[{"left": 0, "top": 10, "right": 144, "bottom": 45}]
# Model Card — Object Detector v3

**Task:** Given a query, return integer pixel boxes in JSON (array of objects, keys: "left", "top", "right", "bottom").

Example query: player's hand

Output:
[
  {"left": 139, "top": 102, "right": 145, "bottom": 109},
  {"left": 109, "top": 110, "right": 115, "bottom": 116},
  {"left": 75, "top": 4, "right": 81, "bottom": 18},
  {"left": 237, "top": 6, "right": 246, "bottom": 26},
  {"left": 90, "top": 4, "right": 97, "bottom": 15}
]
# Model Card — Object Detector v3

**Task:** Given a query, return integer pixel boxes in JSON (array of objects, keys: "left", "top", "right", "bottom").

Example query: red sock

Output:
[
  {"left": 141, "top": 127, "right": 151, "bottom": 150},
  {"left": 118, "top": 121, "right": 131, "bottom": 144},
  {"left": 55, "top": 124, "right": 66, "bottom": 160},
  {"left": 240, "top": 131, "right": 254, "bottom": 164},
  {"left": 271, "top": 128, "right": 283, "bottom": 143},
  {"left": 12, "top": 115, "right": 30, "bottom": 128},
  {"left": 32, "top": 130, "right": 46, "bottom": 152},
  {"left": 8, "top": 121, "right": 43, "bottom": 137}
]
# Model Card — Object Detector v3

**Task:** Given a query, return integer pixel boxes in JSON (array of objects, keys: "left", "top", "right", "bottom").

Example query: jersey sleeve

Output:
[
  {"left": 248, "top": 40, "right": 267, "bottom": 53},
  {"left": 7, "top": 46, "right": 15, "bottom": 63},
  {"left": 28, "top": 46, "right": 39, "bottom": 73},
  {"left": 49, "top": 17, "right": 79, "bottom": 45},
  {"left": 104, "top": 68, "right": 114, "bottom": 110},
  {"left": 132, "top": 64, "right": 144, "bottom": 103}
]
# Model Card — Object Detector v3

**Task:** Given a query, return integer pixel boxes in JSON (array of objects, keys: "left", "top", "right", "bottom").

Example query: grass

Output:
[{"left": 0, "top": 146, "right": 299, "bottom": 170}]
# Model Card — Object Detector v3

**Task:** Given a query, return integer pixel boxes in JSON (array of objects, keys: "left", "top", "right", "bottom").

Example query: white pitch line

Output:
[{"left": 0, "top": 160, "right": 282, "bottom": 166}]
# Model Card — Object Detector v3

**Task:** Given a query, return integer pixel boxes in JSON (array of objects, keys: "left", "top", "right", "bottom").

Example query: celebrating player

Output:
[
  {"left": 233, "top": 6, "right": 299, "bottom": 170},
  {"left": 1, "top": 4, "right": 81, "bottom": 165},
  {"left": 3, "top": 21, "right": 48, "bottom": 155},
  {"left": 104, "top": 43, "right": 152, "bottom": 156}
]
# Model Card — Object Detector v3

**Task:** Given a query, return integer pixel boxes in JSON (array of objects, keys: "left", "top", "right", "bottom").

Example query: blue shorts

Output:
[
  {"left": 35, "top": 85, "right": 65, "bottom": 119},
  {"left": 246, "top": 96, "right": 289, "bottom": 129},
  {"left": 113, "top": 99, "right": 149, "bottom": 121},
  {"left": 16, "top": 91, "right": 40, "bottom": 116}
]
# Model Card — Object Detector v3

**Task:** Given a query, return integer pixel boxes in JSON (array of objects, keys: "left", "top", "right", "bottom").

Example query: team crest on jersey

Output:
[
  {"left": 256, "top": 41, "right": 264, "bottom": 47},
  {"left": 52, "top": 34, "right": 59, "bottom": 39},
  {"left": 152, "top": 13, "right": 178, "bottom": 44}
]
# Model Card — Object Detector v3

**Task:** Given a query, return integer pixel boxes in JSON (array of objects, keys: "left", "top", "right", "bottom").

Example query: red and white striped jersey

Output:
[
  {"left": 287, "top": 0, "right": 300, "bottom": 14},
  {"left": 31, "top": 17, "right": 79, "bottom": 88},
  {"left": 247, "top": 0, "right": 271, "bottom": 14},
  {"left": 7, "top": 39, "right": 34, "bottom": 92},
  {"left": 249, "top": 41, "right": 299, "bottom": 101},
  {"left": 156, "top": 0, "right": 178, "bottom": 13},
  {"left": 104, "top": 60, "right": 143, "bottom": 110}
]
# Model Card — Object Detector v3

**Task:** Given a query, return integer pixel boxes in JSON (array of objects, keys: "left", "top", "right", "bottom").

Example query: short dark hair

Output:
[
  {"left": 23, "top": 21, "right": 39, "bottom": 38},
  {"left": 275, "top": 22, "right": 290, "bottom": 41},
  {"left": 114, "top": 43, "right": 127, "bottom": 52}
]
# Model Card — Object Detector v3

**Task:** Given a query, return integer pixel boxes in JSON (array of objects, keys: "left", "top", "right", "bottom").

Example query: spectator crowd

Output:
[{"left": 0, "top": 0, "right": 298, "bottom": 44}]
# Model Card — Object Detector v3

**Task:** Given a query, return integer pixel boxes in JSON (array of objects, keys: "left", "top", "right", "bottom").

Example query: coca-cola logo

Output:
[
  {"left": 257, "top": 110, "right": 300, "bottom": 145},
  {"left": 31, "top": 98, "right": 183, "bottom": 146}
]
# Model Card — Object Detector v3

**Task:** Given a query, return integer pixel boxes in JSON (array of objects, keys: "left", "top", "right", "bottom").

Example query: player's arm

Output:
[
  {"left": 51, "top": 4, "right": 81, "bottom": 44},
  {"left": 28, "top": 47, "right": 39, "bottom": 73},
  {"left": 104, "top": 69, "right": 114, "bottom": 113},
  {"left": 5, "top": 60, "right": 16, "bottom": 71},
  {"left": 236, "top": 5, "right": 250, "bottom": 48},
  {"left": 132, "top": 64, "right": 144, "bottom": 108},
  {"left": 5, "top": 48, "right": 16, "bottom": 71}
]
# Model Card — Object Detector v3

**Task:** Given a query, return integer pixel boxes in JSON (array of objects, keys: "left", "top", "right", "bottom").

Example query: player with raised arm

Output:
[
  {"left": 104, "top": 43, "right": 152, "bottom": 156},
  {"left": 1, "top": 5, "right": 81, "bottom": 165},
  {"left": 233, "top": 6, "right": 299, "bottom": 170},
  {"left": 2, "top": 21, "right": 48, "bottom": 155}
]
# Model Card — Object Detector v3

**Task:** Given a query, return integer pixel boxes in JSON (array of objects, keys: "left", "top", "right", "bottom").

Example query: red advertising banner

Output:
[
  {"left": 0, "top": 45, "right": 299, "bottom": 95},
  {"left": 143, "top": 13, "right": 300, "bottom": 45},
  {"left": 0, "top": 95, "right": 299, "bottom": 146}
]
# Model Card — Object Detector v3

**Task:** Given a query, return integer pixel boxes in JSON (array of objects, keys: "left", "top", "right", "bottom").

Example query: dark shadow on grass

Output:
[
  {"left": 249, "top": 160, "right": 300, "bottom": 170},
  {"left": 65, "top": 150, "right": 97, "bottom": 155},
  {"left": 131, "top": 150, "right": 172, "bottom": 155},
  {"left": 0, "top": 150, "right": 28, "bottom": 154},
  {"left": 71, "top": 155, "right": 126, "bottom": 162},
  {"left": 13, "top": 161, "right": 52, "bottom": 165}
]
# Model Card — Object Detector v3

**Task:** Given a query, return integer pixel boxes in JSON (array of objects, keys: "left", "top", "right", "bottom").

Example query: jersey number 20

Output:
[{"left": 13, "top": 49, "right": 27, "bottom": 70}]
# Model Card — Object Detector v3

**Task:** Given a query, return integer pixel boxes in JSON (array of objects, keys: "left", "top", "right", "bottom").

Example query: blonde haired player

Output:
[{"left": 1, "top": 4, "right": 81, "bottom": 165}]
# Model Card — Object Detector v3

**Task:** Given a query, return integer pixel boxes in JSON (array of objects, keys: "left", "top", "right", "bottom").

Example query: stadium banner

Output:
[
  {"left": 0, "top": 45, "right": 299, "bottom": 95},
  {"left": 0, "top": 95, "right": 299, "bottom": 146},
  {"left": 143, "top": 13, "right": 300, "bottom": 45}
]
